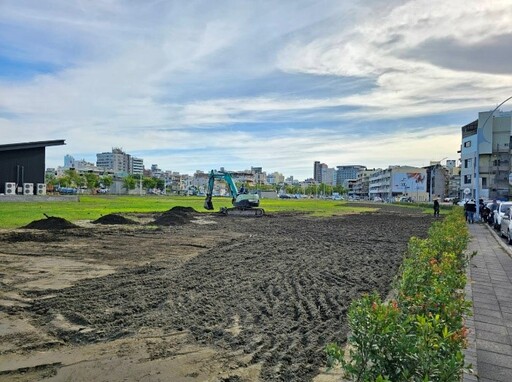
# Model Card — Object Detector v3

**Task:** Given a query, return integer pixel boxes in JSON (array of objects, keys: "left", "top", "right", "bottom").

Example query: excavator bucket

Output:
[{"left": 204, "top": 195, "right": 214, "bottom": 210}]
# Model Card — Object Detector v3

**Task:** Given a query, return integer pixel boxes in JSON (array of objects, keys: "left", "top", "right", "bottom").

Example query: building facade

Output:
[
  {"left": 0, "top": 140, "right": 65, "bottom": 195},
  {"left": 336, "top": 165, "right": 366, "bottom": 187},
  {"left": 460, "top": 110, "right": 512, "bottom": 200},
  {"left": 353, "top": 169, "right": 377, "bottom": 199},
  {"left": 369, "top": 166, "right": 428, "bottom": 202},
  {"left": 96, "top": 148, "right": 144, "bottom": 176}
]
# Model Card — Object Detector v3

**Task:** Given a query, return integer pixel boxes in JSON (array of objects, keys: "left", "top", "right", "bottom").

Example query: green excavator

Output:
[{"left": 203, "top": 170, "right": 264, "bottom": 216}]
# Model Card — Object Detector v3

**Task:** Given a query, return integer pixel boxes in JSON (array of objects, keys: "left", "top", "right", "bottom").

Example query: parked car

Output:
[
  {"left": 500, "top": 209, "right": 512, "bottom": 244},
  {"left": 493, "top": 201, "right": 512, "bottom": 230}
]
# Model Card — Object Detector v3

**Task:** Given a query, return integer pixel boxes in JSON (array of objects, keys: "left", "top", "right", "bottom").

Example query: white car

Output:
[
  {"left": 493, "top": 202, "right": 512, "bottom": 230},
  {"left": 500, "top": 209, "right": 512, "bottom": 244}
]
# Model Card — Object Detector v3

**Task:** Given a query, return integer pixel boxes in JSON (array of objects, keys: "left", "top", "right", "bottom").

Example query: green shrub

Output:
[{"left": 329, "top": 208, "right": 471, "bottom": 381}]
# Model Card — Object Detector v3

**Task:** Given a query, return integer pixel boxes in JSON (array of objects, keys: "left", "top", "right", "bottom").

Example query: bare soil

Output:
[{"left": 0, "top": 204, "right": 435, "bottom": 381}]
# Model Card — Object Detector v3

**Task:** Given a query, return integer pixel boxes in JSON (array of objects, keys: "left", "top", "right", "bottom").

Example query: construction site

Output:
[{"left": 0, "top": 205, "right": 435, "bottom": 381}]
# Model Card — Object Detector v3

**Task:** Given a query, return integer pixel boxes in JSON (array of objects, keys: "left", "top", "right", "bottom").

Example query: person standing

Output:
[
  {"left": 433, "top": 199, "right": 440, "bottom": 217},
  {"left": 466, "top": 199, "right": 477, "bottom": 223}
]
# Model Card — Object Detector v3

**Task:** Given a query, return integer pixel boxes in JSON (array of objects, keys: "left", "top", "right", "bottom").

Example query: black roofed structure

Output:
[{"left": 0, "top": 139, "right": 65, "bottom": 195}]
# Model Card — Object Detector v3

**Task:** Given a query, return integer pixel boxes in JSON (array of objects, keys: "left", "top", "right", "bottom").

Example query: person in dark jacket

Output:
[
  {"left": 433, "top": 199, "right": 440, "bottom": 217},
  {"left": 465, "top": 199, "right": 477, "bottom": 223}
]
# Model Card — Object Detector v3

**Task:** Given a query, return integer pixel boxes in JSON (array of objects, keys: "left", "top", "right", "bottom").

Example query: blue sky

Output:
[{"left": 1, "top": 0, "right": 511, "bottom": 180}]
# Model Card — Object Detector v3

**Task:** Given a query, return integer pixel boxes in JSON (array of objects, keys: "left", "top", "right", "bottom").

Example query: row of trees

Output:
[
  {"left": 122, "top": 174, "right": 165, "bottom": 192},
  {"left": 46, "top": 170, "right": 165, "bottom": 194},
  {"left": 46, "top": 169, "right": 113, "bottom": 192},
  {"left": 244, "top": 182, "right": 346, "bottom": 196}
]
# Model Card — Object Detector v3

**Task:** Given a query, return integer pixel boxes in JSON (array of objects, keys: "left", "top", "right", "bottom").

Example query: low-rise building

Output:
[{"left": 369, "top": 165, "right": 428, "bottom": 202}]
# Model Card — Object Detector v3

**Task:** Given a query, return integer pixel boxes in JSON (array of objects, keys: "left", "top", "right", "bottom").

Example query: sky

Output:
[{"left": 1, "top": 0, "right": 511, "bottom": 180}]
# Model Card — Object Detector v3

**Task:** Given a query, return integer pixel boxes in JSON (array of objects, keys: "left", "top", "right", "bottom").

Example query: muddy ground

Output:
[{"left": 0, "top": 204, "right": 435, "bottom": 381}]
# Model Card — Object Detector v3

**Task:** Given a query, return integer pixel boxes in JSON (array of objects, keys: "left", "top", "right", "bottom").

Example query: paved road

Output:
[{"left": 464, "top": 223, "right": 512, "bottom": 382}]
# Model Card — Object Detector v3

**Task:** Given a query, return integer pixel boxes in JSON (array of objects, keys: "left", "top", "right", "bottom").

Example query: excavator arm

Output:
[
  {"left": 204, "top": 170, "right": 237, "bottom": 210},
  {"left": 203, "top": 170, "right": 264, "bottom": 216}
]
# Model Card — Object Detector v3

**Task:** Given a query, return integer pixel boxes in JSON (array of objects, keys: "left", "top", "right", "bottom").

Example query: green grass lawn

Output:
[{"left": 0, "top": 195, "right": 376, "bottom": 229}]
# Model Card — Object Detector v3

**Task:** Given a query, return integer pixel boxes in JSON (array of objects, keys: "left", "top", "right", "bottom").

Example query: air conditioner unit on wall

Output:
[
  {"left": 23, "top": 183, "right": 34, "bottom": 195},
  {"left": 5, "top": 182, "right": 16, "bottom": 195},
  {"left": 37, "top": 183, "right": 46, "bottom": 195}
]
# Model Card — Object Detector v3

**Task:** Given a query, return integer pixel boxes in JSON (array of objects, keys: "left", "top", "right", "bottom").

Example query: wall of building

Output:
[{"left": 0, "top": 147, "right": 46, "bottom": 194}]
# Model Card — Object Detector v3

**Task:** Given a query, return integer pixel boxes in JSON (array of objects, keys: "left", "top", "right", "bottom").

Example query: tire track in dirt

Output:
[{"left": 25, "top": 210, "right": 434, "bottom": 381}]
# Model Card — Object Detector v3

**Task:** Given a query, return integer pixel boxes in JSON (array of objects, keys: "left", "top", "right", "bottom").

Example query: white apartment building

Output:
[
  {"left": 369, "top": 166, "right": 428, "bottom": 202},
  {"left": 460, "top": 110, "right": 512, "bottom": 200},
  {"left": 96, "top": 148, "right": 144, "bottom": 176},
  {"left": 130, "top": 157, "right": 144, "bottom": 175}
]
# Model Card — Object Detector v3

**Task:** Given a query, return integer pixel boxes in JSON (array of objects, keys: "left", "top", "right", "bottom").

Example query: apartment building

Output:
[
  {"left": 369, "top": 166, "right": 428, "bottom": 202},
  {"left": 460, "top": 110, "right": 512, "bottom": 200},
  {"left": 353, "top": 168, "right": 377, "bottom": 199},
  {"left": 130, "top": 157, "right": 144, "bottom": 175}
]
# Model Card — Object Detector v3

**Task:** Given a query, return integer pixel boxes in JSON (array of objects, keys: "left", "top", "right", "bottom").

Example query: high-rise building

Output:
[
  {"left": 131, "top": 157, "right": 144, "bottom": 175},
  {"left": 336, "top": 165, "right": 366, "bottom": 186},
  {"left": 322, "top": 167, "right": 337, "bottom": 186},
  {"left": 96, "top": 148, "right": 143, "bottom": 175},
  {"left": 64, "top": 154, "right": 75, "bottom": 168},
  {"left": 313, "top": 161, "right": 322, "bottom": 183}
]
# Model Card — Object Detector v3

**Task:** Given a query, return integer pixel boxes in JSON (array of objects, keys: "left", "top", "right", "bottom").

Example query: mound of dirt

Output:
[
  {"left": 92, "top": 214, "right": 138, "bottom": 225},
  {"left": 23, "top": 217, "right": 78, "bottom": 230},
  {"left": 152, "top": 206, "right": 198, "bottom": 226}
]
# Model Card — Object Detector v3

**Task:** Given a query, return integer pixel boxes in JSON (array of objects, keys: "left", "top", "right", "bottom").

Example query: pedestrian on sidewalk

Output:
[{"left": 465, "top": 199, "right": 477, "bottom": 223}]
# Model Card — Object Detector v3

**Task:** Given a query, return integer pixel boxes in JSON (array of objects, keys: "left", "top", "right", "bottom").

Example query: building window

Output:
[
  {"left": 464, "top": 159, "right": 472, "bottom": 168},
  {"left": 482, "top": 178, "right": 487, "bottom": 187},
  {"left": 463, "top": 141, "right": 471, "bottom": 147},
  {"left": 464, "top": 175, "right": 472, "bottom": 184}
]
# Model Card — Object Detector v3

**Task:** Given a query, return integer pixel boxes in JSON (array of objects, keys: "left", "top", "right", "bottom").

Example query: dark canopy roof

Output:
[{"left": 0, "top": 140, "right": 65, "bottom": 152}]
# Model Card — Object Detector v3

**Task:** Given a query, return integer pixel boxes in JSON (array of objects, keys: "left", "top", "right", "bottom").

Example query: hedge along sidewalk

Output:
[{"left": 326, "top": 209, "right": 472, "bottom": 381}]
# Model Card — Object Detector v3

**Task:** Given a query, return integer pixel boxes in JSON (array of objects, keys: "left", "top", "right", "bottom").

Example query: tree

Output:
[
  {"left": 123, "top": 175, "right": 137, "bottom": 191},
  {"left": 100, "top": 175, "right": 113, "bottom": 188},
  {"left": 84, "top": 173, "right": 99, "bottom": 194},
  {"left": 155, "top": 178, "right": 165, "bottom": 191},
  {"left": 64, "top": 169, "right": 80, "bottom": 187},
  {"left": 142, "top": 177, "right": 157, "bottom": 190}
]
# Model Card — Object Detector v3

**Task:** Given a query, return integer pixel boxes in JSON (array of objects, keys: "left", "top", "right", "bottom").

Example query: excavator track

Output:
[{"left": 220, "top": 207, "right": 265, "bottom": 216}]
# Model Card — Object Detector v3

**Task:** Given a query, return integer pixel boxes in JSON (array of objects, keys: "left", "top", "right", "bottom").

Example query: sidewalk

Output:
[{"left": 464, "top": 223, "right": 512, "bottom": 382}]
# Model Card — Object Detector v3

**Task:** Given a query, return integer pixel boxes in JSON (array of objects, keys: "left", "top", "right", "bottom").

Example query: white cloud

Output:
[
  {"left": 277, "top": 0, "right": 512, "bottom": 118},
  {"left": 0, "top": 0, "right": 510, "bottom": 180}
]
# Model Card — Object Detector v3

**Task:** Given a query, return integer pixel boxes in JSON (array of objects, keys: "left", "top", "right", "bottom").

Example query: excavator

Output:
[{"left": 203, "top": 170, "right": 265, "bottom": 216}]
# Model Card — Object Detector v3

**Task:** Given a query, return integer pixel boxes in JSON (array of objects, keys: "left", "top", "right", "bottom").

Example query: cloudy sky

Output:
[{"left": 1, "top": 0, "right": 511, "bottom": 180}]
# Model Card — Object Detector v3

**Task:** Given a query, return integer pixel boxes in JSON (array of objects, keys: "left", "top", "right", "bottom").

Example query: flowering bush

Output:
[{"left": 326, "top": 209, "right": 471, "bottom": 381}]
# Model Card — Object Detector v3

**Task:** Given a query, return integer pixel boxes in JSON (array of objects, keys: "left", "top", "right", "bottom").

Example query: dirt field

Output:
[{"left": 0, "top": 205, "right": 435, "bottom": 381}]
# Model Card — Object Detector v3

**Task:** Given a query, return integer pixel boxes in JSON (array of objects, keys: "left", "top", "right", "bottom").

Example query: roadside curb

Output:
[{"left": 482, "top": 221, "right": 512, "bottom": 258}]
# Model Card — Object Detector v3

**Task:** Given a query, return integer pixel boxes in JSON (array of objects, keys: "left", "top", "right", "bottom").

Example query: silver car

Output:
[
  {"left": 493, "top": 202, "right": 512, "bottom": 230},
  {"left": 500, "top": 209, "right": 512, "bottom": 244}
]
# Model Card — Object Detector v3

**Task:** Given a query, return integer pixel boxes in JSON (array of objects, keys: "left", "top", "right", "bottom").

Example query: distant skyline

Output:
[{"left": 1, "top": 1, "right": 511, "bottom": 180}]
